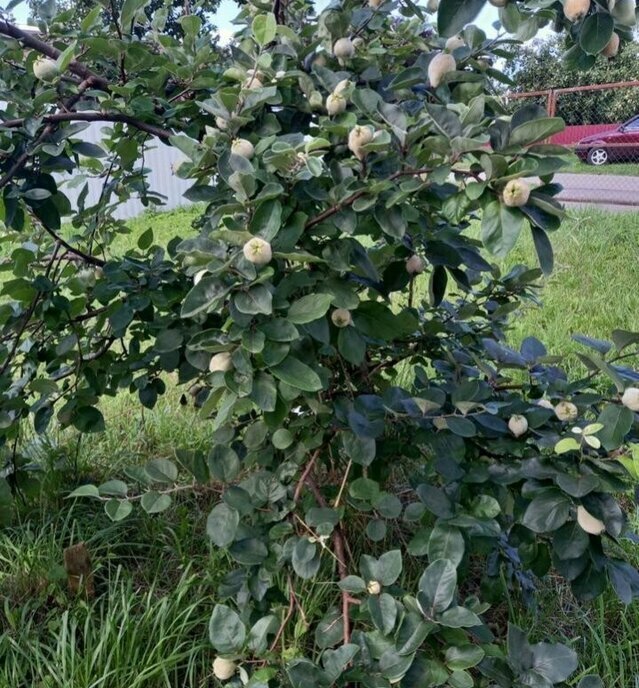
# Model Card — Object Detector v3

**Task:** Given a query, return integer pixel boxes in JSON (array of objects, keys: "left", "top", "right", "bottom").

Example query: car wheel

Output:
[{"left": 587, "top": 148, "right": 608, "bottom": 166}]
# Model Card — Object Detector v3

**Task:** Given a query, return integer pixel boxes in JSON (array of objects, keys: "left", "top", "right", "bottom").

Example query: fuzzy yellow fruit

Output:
[
  {"left": 243, "top": 76, "right": 264, "bottom": 90},
  {"left": 212, "top": 657, "right": 237, "bottom": 681},
  {"left": 209, "top": 352, "right": 233, "bottom": 373},
  {"left": 622, "top": 387, "right": 639, "bottom": 412},
  {"left": 215, "top": 116, "right": 229, "bottom": 131},
  {"left": 406, "top": 255, "right": 425, "bottom": 275},
  {"left": 564, "top": 0, "right": 590, "bottom": 22},
  {"left": 536, "top": 398, "right": 555, "bottom": 411},
  {"left": 326, "top": 93, "right": 347, "bottom": 116},
  {"left": 369, "top": 0, "right": 383, "bottom": 7},
  {"left": 231, "top": 138, "right": 255, "bottom": 159},
  {"left": 508, "top": 414, "right": 528, "bottom": 438},
  {"left": 333, "top": 37, "right": 355, "bottom": 59},
  {"left": 334, "top": 79, "right": 352, "bottom": 95},
  {"left": 445, "top": 35, "right": 466, "bottom": 51},
  {"left": 602, "top": 32, "right": 620, "bottom": 58},
  {"left": 502, "top": 179, "right": 531, "bottom": 208},
  {"left": 331, "top": 308, "right": 353, "bottom": 328},
  {"left": 428, "top": 53, "right": 456, "bottom": 88},
  {"left": 367, "top": 580, "right": 382, "bottom": 595},
  {"left": 576, "top": 505, "right": 606, "bottom": 535},
  {"left": 555, "top": 400, "right": 578, "bottom": 422},
  {"left": 193, "top": 269, "right": 207, "bottom": 285},
  {"left": 243, "top": 237, "right": 272, "bottom": 265},
  {"left": 347, "top": 125, "right": 374, "bottom": 160}
]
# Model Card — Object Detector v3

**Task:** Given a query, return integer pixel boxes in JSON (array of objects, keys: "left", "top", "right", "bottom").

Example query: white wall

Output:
[{"left": 57, "top": 122, "right": 193, "bottom": 220}]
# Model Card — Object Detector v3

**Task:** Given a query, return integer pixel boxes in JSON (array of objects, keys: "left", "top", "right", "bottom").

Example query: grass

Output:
[
  {"left": 3, "top": 204, "right": 639, "bottom": 686},
  {"left": 563, "top": 160, "right": 639, "bottom": 176}
]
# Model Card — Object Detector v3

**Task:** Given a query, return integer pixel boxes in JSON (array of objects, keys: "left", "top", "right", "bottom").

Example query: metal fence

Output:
[
  {"left": 508, "top": 81, "right": 639, "bottom": 208},
  {"left": 57, "top": 123, "right": 192, "bottom": 220}
]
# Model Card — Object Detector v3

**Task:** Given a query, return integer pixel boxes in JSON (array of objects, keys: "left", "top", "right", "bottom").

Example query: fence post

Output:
[{"left": 548, "top": 89, "right": 557, "bottom": 117}]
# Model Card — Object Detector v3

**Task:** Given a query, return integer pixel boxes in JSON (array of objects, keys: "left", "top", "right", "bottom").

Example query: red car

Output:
[{"left": 575, "top": 114, "right": 639, "bottom": 166}]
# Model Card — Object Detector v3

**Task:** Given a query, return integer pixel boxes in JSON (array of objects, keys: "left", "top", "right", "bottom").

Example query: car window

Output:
[{"left": 624, "top": 119, "right": 639, "bottom": 131}]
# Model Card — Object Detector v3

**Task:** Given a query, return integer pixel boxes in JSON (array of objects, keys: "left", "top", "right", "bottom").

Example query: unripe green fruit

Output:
[
  {"left": 576, "top": 505, "right": 605, "bottom": 535},
  {"left": 209, "top": 352, "right": 233, "bottom": 373},
  {"left": 347, "top": 125, "right": 374, "bottom": 160},
  {"left": 602, "top": 32, "right": 620, "bottom": 58},
  {"left": 333, "top": 37, "right": 354, "bottom": 59},
  {"left": 331, "top": 308, "right": 352, "bottom": 327},
  {"left": 243, "top": 237, "right": 272, "bottom": 265},
  {"left": 555, "top": 401, "right": 578, "bottom": 422},
  {"left": 445, "top": 35, "right": 466, "bottom": 51},
  {"left": 326, "top": 93, "right": 347, "bottom": 116},
  {"left": 406, "top": 255, "right": 425, "bottom": 274},
  {"left": 212, "top": 657, "right": 237, "bottom": 681},
  {"left": 309, "top": 91, "right": 324, "bottom": 109},
  {"left": 231, "top": 138, "right": 255, "bottom": 159},
  {"left": 428, "top": 53, "right": 456, "bottom": 88},
  {"left": 502, "top": 179, "right": 531, "bottom": 208},
  {"left": 622, "top": 387, "right": 639, "bottom": 412},
  {"left": 33, "top": 57, "right": 59, "bottom": 82},
  {"left": 508, "top": 414, "right": 528, "bottom": 438},
  {"left": 564, "top": 0, "right": 590, "bottom": 22},
  {"left": 367, "top": 580, "right": 381, "bottom": 595}
]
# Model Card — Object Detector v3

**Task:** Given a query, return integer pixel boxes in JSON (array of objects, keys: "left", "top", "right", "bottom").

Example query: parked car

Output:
[{"left": 575, "top": 114, "right": 639, "bottom": 165}]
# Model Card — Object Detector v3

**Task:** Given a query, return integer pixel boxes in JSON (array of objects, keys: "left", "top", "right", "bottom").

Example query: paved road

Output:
[{"left": 554, "top": 173, "right": 639, "bottom": 211}]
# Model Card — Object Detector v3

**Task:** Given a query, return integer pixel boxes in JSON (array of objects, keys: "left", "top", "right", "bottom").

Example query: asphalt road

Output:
[{"left": 554, "top": 173, "right": 639, "bottom": 211}]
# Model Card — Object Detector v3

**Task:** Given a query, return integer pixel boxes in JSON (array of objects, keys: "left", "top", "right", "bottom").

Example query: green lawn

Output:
[
  {"left": 563, "top": 160, "right": 639, "bottom": 176},
  {"left": 3, "top": 205, "right": 639, "bottom": 686}
]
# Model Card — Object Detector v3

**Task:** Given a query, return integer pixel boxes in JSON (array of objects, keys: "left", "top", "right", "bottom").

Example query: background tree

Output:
[
  {"left": 27, "top": 0, "right": 222, "bottom": 38},
  {"left": 505, "top": 33, "right": 639, "bottom": 124},
  {"left": 1, "top": 0, "right": 639, "bottom": 686}
]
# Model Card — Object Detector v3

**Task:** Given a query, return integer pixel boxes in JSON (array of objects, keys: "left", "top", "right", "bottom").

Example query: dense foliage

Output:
[{"left": 2, "top": 0, "right": 639, "bottom": 686}]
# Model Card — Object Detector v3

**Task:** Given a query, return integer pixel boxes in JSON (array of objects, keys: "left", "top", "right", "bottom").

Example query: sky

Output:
[{"left": 4, "top": 0, "right": 502, "bottom": 42}]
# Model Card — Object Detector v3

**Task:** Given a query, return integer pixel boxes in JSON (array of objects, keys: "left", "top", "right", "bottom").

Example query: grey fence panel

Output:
[{"left": 56, "top": 122, "right": 193, "bottom": 220}]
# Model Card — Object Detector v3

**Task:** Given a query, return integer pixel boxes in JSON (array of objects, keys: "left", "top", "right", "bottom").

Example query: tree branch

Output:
[
  {"left": 0, "top": 20, "right": 110, "bottom": 91},
  {"left": 0, "top": 111, "right": 173, "bottom": 140}
]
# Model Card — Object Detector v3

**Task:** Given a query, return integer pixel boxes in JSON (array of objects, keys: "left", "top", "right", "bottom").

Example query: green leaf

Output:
[
  {"left": 208, "top": 446, "right": 240, "bottom": 482},
  {"left": 140, "top": 491, "right": 172, "bottom": 513},
  {"left": 437, "top": 0, "right": 487, "bottom": 37},
  {"left": 145, "top": 458, "right": 178, "bottom": 484},
  {"left": 439, "top": 606, "right": 481, "bottom": 628},
  {"left": 323, "top": 645, "right": 360, "bottom": 684},
  {"left": 509, "top": 118, "right": 565, "bottom": 147},
  {"left": 271, "top": 356, "right": 323, "bottom": 392},
  {"left": 445, "top": 645, "right": 485, "bottom": 671},
  {"left": 378, "top": 550, "right": 403, "bottom": 586},
  {"left": 578, "top": 677, "right": 604, "bottom": 688},
  {"left": 288, "top": 293, "right": 333, "bottom": 324},
  {"left": 181, "top": 277, "right": 231, "bottom": 318},
  {"left": 137, "top": 227, "right": 154, "bottom": 250},
  {"left": 338, "top": 576, "right": 367, "bottom": 593},
  {"left": 72, "top": 406, "right": 105, "bottom": 433},
  {"left": 418, "top": 559, "right": 457, "bottom": 613},
  {"left": 248, "top": 615, "right": 278, "bottom": 654},
  {"left": 522, "top": 490, "right": 571, "bottom": 533},
  {"left": 579, "top": 13, "right": 614, "bottom": 55},
  {"left": 292, "top": 538, "right": 321, "bottom": 579},
  {"left": 207, "top": 503, "right": 240, "bottom": 547},
  {"left": 531, "top": 641, "right": 578, "bottom": 683},
  {"left": 597, "top": 404, "right": 634, "bottom": 451},
  {"left": 338, "top": 326, "right": 366, "bottom": 365},
  {"left": 67, "top": 484, "right": 100, "bottom": 499},
  {"left": 272, "top": 428, "right": 293, "bottom": 449},
  {"left": 481, "top": 200, "right": 525, "bottom": 258},
  {"left": 369, "top": 592, "right": 397, "bottom": 635},
  {"left": 104, "top": 499, "right": 133, "bottom": 522},
  {"left": 120, "top": 0, "right": 149, "bottom": 30},
  {"left": 252, "top": 12, "right": 277, "bottom": 46},
  {"left": 341, "top": 432, "right": 376, "bottom": 467},
  {"left": 98, "top": 480, "right": 128, "bottom": 498},
  {"left": 0, "top": 478, "right": 13, "bottom": 527},
  {"left": 209, "top": 604, "right": 246, "bottom": 654},
  {"left": 428, "top": 524, "right": 465, "bottom": 567},
  {"left": 235, "top": 285, "right": 273, "bottom": 315}
]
